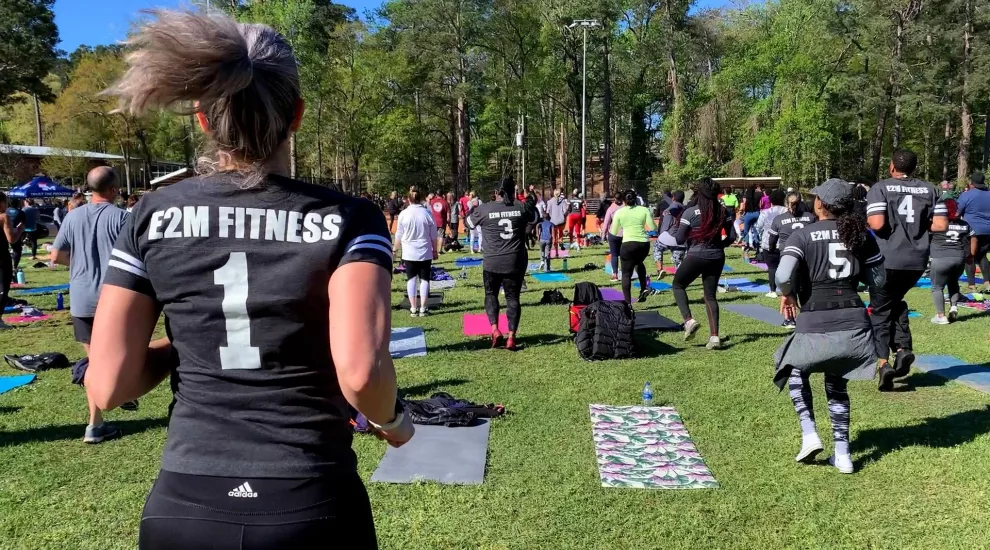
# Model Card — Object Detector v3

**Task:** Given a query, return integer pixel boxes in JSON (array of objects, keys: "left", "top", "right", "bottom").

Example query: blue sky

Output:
[{"left": 54, "top": 0, "right": 729, "bottom": 53}]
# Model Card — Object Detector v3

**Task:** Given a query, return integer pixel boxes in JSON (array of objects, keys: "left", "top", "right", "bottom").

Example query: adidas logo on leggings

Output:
[{"left": 228, "top": 482, "right": 258, "bottom": 498}]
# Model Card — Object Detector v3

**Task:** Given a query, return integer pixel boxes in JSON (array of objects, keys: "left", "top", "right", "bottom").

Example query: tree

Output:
[{"left": 0, "top": 0, "right": 59, "bottom": 105}]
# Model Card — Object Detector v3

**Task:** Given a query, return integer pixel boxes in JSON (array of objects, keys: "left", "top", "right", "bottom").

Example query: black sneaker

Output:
[
  {"left": 637, "top": 290, "right": 650, "bottom": 303},
  {"left": 120, "top": 400, "right": 139, "bottom": 412},
  {"left": 892, "top": 349, "right": 915, "bottom": 378},
  {"left": 878, "top": 364, "right": 897, "bottom": 392}
]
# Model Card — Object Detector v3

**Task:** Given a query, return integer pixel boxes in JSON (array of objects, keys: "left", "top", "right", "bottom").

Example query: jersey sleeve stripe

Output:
[
  {"left": 783, "top": 246, "right": 804, "bottom": 258},
  {"left": 768, "top": 229, "right": 778, "bottom": 235},
  {"left": 111, "top": 249, "right": 146, "bottom": 270},
  {"left": 346, "top": 234, "right": 393, "bottom": 249},
  {"left": 108, "top": 259, "right": 149, "bottom": 279},
  {"left": 346, "top": 242, "right": 394, "bottom": 259},
  {"left": 865, "top": 253, "right": 884, "bottom": 265},
  {"left": 866, "top": 204, "right": 887, "bottom": 214}
]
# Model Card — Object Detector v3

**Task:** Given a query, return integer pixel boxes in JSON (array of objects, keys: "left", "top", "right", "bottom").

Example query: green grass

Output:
[{"left": 2, "top": 243, "right": 990, "bottom": 549}]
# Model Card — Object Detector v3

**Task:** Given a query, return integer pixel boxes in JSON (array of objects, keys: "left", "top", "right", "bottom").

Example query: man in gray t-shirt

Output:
[{"left": 51, "top": 166, "right": 131, "bottom": 443}]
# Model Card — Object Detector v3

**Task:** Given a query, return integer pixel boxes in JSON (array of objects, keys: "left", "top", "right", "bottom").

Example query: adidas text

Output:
[{"left": 228, "top": 482, "right": 258, "bottom": 498}]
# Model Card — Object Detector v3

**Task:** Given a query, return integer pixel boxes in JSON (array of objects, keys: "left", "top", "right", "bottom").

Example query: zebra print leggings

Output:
[{"left": 788, "top": 370, "right": 850, "bottom": 453}]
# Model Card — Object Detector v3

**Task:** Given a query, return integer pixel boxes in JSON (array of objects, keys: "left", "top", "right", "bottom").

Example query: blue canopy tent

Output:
[{"left": 8, "top": 176, "right": 74, "bottom": 199}]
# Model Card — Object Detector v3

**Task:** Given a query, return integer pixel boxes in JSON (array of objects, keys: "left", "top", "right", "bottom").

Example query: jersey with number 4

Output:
[
  {"left": 466, "top": 199, "right": 531, "bottom": 273},
  {"left": 782, "top": 219, "right": 884, "bottom": 332},
  {"left": 102, "top": 174, "right": 393, "bottom": 479},
  {"left": 866, "top": 177, "right": 939, "bottom": 270}
]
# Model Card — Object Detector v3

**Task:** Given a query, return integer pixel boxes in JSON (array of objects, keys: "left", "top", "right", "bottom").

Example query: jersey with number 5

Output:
[
  {"left": 782, "top": 219, "right": 884, "bottom": 288},
  {"left": 102, "top": 174, "right": 393, "bottom": 479},
  {"left": 865, "top": 177, "right": 939, "bottom": 270},
  {"left": 466, "top": 199, "right": 532, "bottom": 273}
]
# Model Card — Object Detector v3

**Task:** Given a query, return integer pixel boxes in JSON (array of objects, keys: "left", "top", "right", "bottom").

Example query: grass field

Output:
[{"left": 2, "top": 242, "right": 990, "bottom": 550}]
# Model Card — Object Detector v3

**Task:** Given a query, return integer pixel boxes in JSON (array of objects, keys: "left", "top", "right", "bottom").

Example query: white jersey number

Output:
[
  {"left": 828, "top": 242, "right": 852, "bottom": 280},
  {"left": 498, "top": 218, "right": 513, "bottom": 240},
  {"left": 897, "top": 195, "right": 915, "bottom": 223},
  {"left": 945, "top": 230, "right": 960, "bottom": 244},
  {"left": 791, "top": 223, "right": 805, "bottom": 231},
  {"left": 214, "top": 252, "right": 262, "bottom": 370}
]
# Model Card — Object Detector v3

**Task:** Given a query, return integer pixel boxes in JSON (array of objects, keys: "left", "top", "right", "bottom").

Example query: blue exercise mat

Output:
[
  {"left": 13, "top": 284, "right": 69, "bottom": 295},
  {"left": 531, "top": 272, "right": 571, "bottom": 283},
  {"left": 389, "top": 327, "right": 427, "bottom": 359},
  {"left": 0, "top": 374, "right": 35, "bottom": 395},
  {"left": 914, "top": 355, "right": 990, "bottom": 393},
  {"left": 4, "top": 306, "right": 21, "bottom": 314},
  {"left": 633, "top": 281, "right": 672, "bottom": 291},
  {"left": 454, "top": 257, "right": 483, "bottom": 268},
  {"left": 721, "top": 277, "right": 771, "bottom": 293},
  {"left": 723, "top": 265, "right": 734, "bottom": 272}
]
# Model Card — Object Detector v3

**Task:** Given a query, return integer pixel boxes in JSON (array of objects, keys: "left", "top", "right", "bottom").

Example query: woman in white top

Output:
[
  {"left": 393, "top": 189, "right": 438, "bottom": 316},
  {"left": 467, "top": 191, "right": 484, "bottom": 253}
]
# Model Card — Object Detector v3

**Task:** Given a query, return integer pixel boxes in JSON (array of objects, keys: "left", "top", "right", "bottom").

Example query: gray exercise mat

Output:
[
  {"left": 399, "top": 293, "right": 444, "bottom": 309},
  {"left": 724, "top": 304, "right": 786, "bottom": 326},
  {"left": 371, "top": 420, "right": 490, "bottom": 485},
  {"left": 635, "top": 311, "right": 683, "bottom": 331},
  {"left": 430, "top": 279, "right": 456, "bottom": 291},
  {"left": 389, "top": 327, "right": 427, "bottom": 359}
]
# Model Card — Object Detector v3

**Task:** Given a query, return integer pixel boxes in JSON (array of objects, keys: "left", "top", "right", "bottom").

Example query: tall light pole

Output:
[{"left": 568, "top": 19, "right": 600, "bottom": 199}]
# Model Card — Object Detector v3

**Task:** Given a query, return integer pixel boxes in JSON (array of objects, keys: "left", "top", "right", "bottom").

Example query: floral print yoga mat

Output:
[{"left": 590, "top": 404, "right": 718, "bottom": 490}]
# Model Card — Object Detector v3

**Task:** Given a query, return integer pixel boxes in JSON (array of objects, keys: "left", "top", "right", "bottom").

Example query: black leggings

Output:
[
  {"left": 10, "top": 243, "right": 22, "bottom": 270},
  {"left": 765, "top": 250, "right": 781, "bottom": 293},
  {"left": 967, "top": 235, "right": 990, "bottom": 287},
  {"left": 619, "top": 241, "right": 650, "bottom": 303},
  {"left": 483, "top": 270, "right": 523, "bottom": 333},
  {"left": 672, "top": 254, "right": 724, "bottom": 336},
  {"left": 140, "top": 470, "right": 377, "bottom": 550},
  {"left": 0, "top": 253, "right": 11, "bottom": 311}
]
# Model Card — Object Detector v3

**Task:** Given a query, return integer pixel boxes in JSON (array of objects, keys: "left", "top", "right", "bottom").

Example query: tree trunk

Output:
[
  {"left": 449, "top": 103, "right": 459, "bottom": 191},
  {"left": 868, "top": 102, "right": 889, "bottom": 181},
  {"left": 891, "top": 17, "right": 904, "bottom": 149},
  {"left": 184, "top": 115, "right": 194, "bottom": 169},
  {"left": 602, "top": 41, "right": 613, "bottom": 197},
  {"left": 665, "top": 0, "right": 685, "bottom": 168},
  {"left": 316, "top": 97, "right": 324, "bottom": 181},
  {"left": 32, "top": 94, "right": 43, "bottom": 147},
  {"left": 957, "top": 0, "right": 973, "bottom": 184},
  {"left": 983, "top": 102, "right": 990, "bottom": 170},
  {"left": 136, "top": 129, "right": 153, "bottom": 190},
  {"left": 457, "top": 94, "right": 469, "bottom": 195}
]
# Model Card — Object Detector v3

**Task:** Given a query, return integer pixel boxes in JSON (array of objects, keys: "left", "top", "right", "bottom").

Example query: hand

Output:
[
  {"left": 374, "top": 413, "right": 415, "bottom": 448},
  {"left": 779, "top": 295, "right": 798, "bottom": 320}
]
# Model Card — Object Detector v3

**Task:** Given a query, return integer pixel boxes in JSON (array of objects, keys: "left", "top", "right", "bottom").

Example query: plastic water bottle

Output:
[
  {"left": 460, "top": 267, "right": 467, "bottom": 280},
  {"left": 642, "top": 382, "right": 654, "bottom": 406},
  {"left": 15, "top": 269, "right": 24, "bottom": 285},
  {"left": 562, "top": 258, "right": 568, "bottom": 271},
  {"left": 56, "top": 293, "right": 64, "bottom": 311}
]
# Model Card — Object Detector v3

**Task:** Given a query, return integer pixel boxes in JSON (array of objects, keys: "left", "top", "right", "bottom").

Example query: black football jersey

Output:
[
  {"left": 103, "top": 174, "right": 393, "bottom": 478},
  {"left": 568, "top": 198, "right": 584, "bottom": 215},
  {"left": 930, "top": 220, "right": 975, "bottom": 259},
  {"left": 676, "top": 205, "right": 731, "bottom": 259},
  {"left": 866, "top": 177, "right": 939, "bottom": 270},
  {"left": 768, "top": 212, "right": 816, "bottom": 251},
  {"left": 467, "top": 199, "right": 532, "bottom": 273}
]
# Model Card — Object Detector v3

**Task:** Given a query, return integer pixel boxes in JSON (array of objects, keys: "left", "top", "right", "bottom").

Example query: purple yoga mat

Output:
[
  {"left": 463, "top": 313, "right": 508, "bottom": 335},
  {"left": 601, "top": 288, "right": 624, "bottom": 301}
]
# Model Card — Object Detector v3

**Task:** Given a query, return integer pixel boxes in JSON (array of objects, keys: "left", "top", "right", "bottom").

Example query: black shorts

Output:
[
  {"left": 72, "top": 316, "right": 95, "bottom": 344},
  {"left": 404, "top": 259, "right": 432, "bottom": 281},
  {"left": 140, "top": 469, "right": 377, "bottom": 550}
]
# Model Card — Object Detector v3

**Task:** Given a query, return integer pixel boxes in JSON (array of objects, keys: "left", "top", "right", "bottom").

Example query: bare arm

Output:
[
  {"left": 329, "top": 262, "right": 398, "bottom": 427},
  {"left": 86, "top": 286, "right": 166, "bottom": 410},
  {"left": 51, "top": 247, "right": 70, "bottom": 266},
  {"left": 867, "top": 213, "right": 886, "bottom": 232}
]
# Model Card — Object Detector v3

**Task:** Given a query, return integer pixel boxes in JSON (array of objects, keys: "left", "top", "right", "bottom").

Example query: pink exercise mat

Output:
[
  {"left": 6, "top": 314, "right": 51, "bottom": 323},
  {"left": 463, "top": 313, "right": 508, "bottom": 335},
  {"left": 662, "top": 266, "right": 677, "bottom": 274},
  {"left": 548, "top": 249, "right": 570, "bottom": 258}
]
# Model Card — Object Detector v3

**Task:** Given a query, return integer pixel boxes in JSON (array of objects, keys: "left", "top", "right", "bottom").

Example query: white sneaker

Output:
[
  {"left": 948, "top": 306, "right": 959, "bottom": 323},
  {"left": 683, "top": 319, "right": 701, "bottom": 341},
  {"left": 795, "top": 434, "right": 824, "bottom": 463},
  {"left": 705, "top": 336, "right": 721, "bottom": 350},
  {"left": 930, "top": 315, "right": 949, "bottom": 325},
  {"left": 765, "top": 291, "right": 779, "bottom": 299},
  {"left": 419, "top": 308, "right": 429, "bottom": 317},
  {"left": 829, "top": 454, "right": 854, "bottom": 474},
  {"left": 410, "top": 308, "right": 418, "bottom": 318}
]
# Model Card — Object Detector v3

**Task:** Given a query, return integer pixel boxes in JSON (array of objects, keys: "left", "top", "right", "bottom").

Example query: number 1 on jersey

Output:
[
  {"left": 214, "top": 252, "right": 262, "bottom": 370},
  {"left": 897, "top": 195, "right": 915, "bottom": 223}
]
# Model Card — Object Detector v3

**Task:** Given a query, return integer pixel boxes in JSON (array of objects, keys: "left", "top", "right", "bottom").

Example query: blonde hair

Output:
[{"left": 104, "top": 10, "right": 300, "bottom": 187}]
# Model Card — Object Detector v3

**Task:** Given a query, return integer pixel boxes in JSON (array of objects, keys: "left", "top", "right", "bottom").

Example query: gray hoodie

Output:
[{"left": 546, "top": 195, "right": 569, "bottom": 225}]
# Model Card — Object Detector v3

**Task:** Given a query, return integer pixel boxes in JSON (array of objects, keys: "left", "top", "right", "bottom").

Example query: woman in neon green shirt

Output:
[{"left": 610, "top": 189, "right": 657, "bottom": 303}]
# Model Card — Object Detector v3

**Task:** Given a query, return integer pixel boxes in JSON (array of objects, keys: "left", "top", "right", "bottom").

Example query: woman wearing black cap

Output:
[
  {"left": 773, "top": 179, "right": 885, "bottom": 474},
  {"left": 466, "top": 177, "right": 533, "bottom": 351}
]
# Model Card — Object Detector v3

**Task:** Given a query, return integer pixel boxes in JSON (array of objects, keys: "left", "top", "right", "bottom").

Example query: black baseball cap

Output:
[{"left": 971, "top": 171, "right": 986, "bottom": 190}]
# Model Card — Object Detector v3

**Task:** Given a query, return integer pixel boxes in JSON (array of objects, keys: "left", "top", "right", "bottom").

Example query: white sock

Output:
[
  {"left": 407, "top": 277, "right": 419, "bottom": 311},
  {"left": 419, "top": 280, "right": 430, "bottom": 310}
]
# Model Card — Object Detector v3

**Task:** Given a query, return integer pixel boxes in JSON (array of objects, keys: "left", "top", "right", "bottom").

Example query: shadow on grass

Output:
[
  {"left": 0, "top": 406, "right": 22, "bottom": 415},
  {"left": 0, "top": 417, "right": 168, "bottom": 446},
  {"left": 634, "top": 334, "right": 679, "bottom": 358},
  {"left": 718, "top": 331, "right": 784, "bottom": 349},
  {"left": 437, "top": 333, "right": 571, "bottom": 353},
  {"left": 856, "top": 406, "right": 990, "bottom": 467},
  {"left": 400, "top": 378, "right": 469, "bottom": 398}
]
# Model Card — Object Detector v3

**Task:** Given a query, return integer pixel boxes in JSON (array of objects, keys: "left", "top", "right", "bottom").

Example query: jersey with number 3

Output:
[
  {"left": 466, "top": 199, "right": 531, "bottom": 273},
  {"left": 102, "top": 174, "right": 393, "bottom": 479},
  {"left": 866, "top": 177, "right": 939, "bottom": 270}
]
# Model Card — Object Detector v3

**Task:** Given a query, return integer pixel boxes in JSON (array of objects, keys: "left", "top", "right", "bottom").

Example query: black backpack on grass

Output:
[
  {"left": 575, "top": 301, "right": 635, "bottom": 361},
  {"left": 4, "top": 353, "right": 70, "bottom": 373}
]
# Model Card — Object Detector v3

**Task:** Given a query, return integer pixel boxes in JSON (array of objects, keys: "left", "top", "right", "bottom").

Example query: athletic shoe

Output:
[
  {"left": 781, "top": 320, "right": 796, "bottom": 330},
  {"left": 410, "top": 309, "right": 418, "bottom": 318},
  {"left": 419, "top": 308, "right": 429, "bottom": 317},
  {"left": 795, "top": 434, "right": 824, "bottom": 463},
  {"left": 948, "top": 306, "right": 959, "bottom": 323},
  {"left": 610, "top": 275, "right": 618, "bottom": 282},
  {"left": 829, "top": 454, "right": 854, "bottom": 474},
  {"left": 892, "top": 349, "right": 915, "bottom": 378},
  {"left": 705, "top": 336, "right": 721, "bottom": 350},
  {"left": 878, "top": 363, "right": 896, "bottom": 392},
  {"left": 505, "top": 336, "right": 518, "bottom": 352},
  {"left": 930, "top": 315, "right": 949, "bottom": 325},
  {"left": 657, "top": 271, "right": 667, "bottom": 280},
  {"left": 765, "top": 291, "right": 779, "bottom": 299},
  {"left": 637, "top": 290, "right": 650, "bottom": 303},
  {"left": 491, "top": 330, "right": 503, "bottom": 349},
  {"left": 120, "top": 400, "right": 139, "bottom": 412},
  {"left": 84, "top": 423, "right": 121, "bottom": 444},
  {"left": 683, "top": 319, "right": 701, "bottom": 341}
]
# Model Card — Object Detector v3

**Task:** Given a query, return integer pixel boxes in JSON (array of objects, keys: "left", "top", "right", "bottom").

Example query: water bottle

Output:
[
  {"left": 642, "top": 382, "right": 654, "bottom": 406},
  {"left": 460, "top": 268, "right": 467, "bottom": 280},
  {"left": 562, "top": 258, "right": 568, "bottom": 271},
  {"left": 15, "top": 269, "right": 25, "bottom": 285},
  {"left": 56, "top": 293, "right": 64, "bottom": 311}
]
